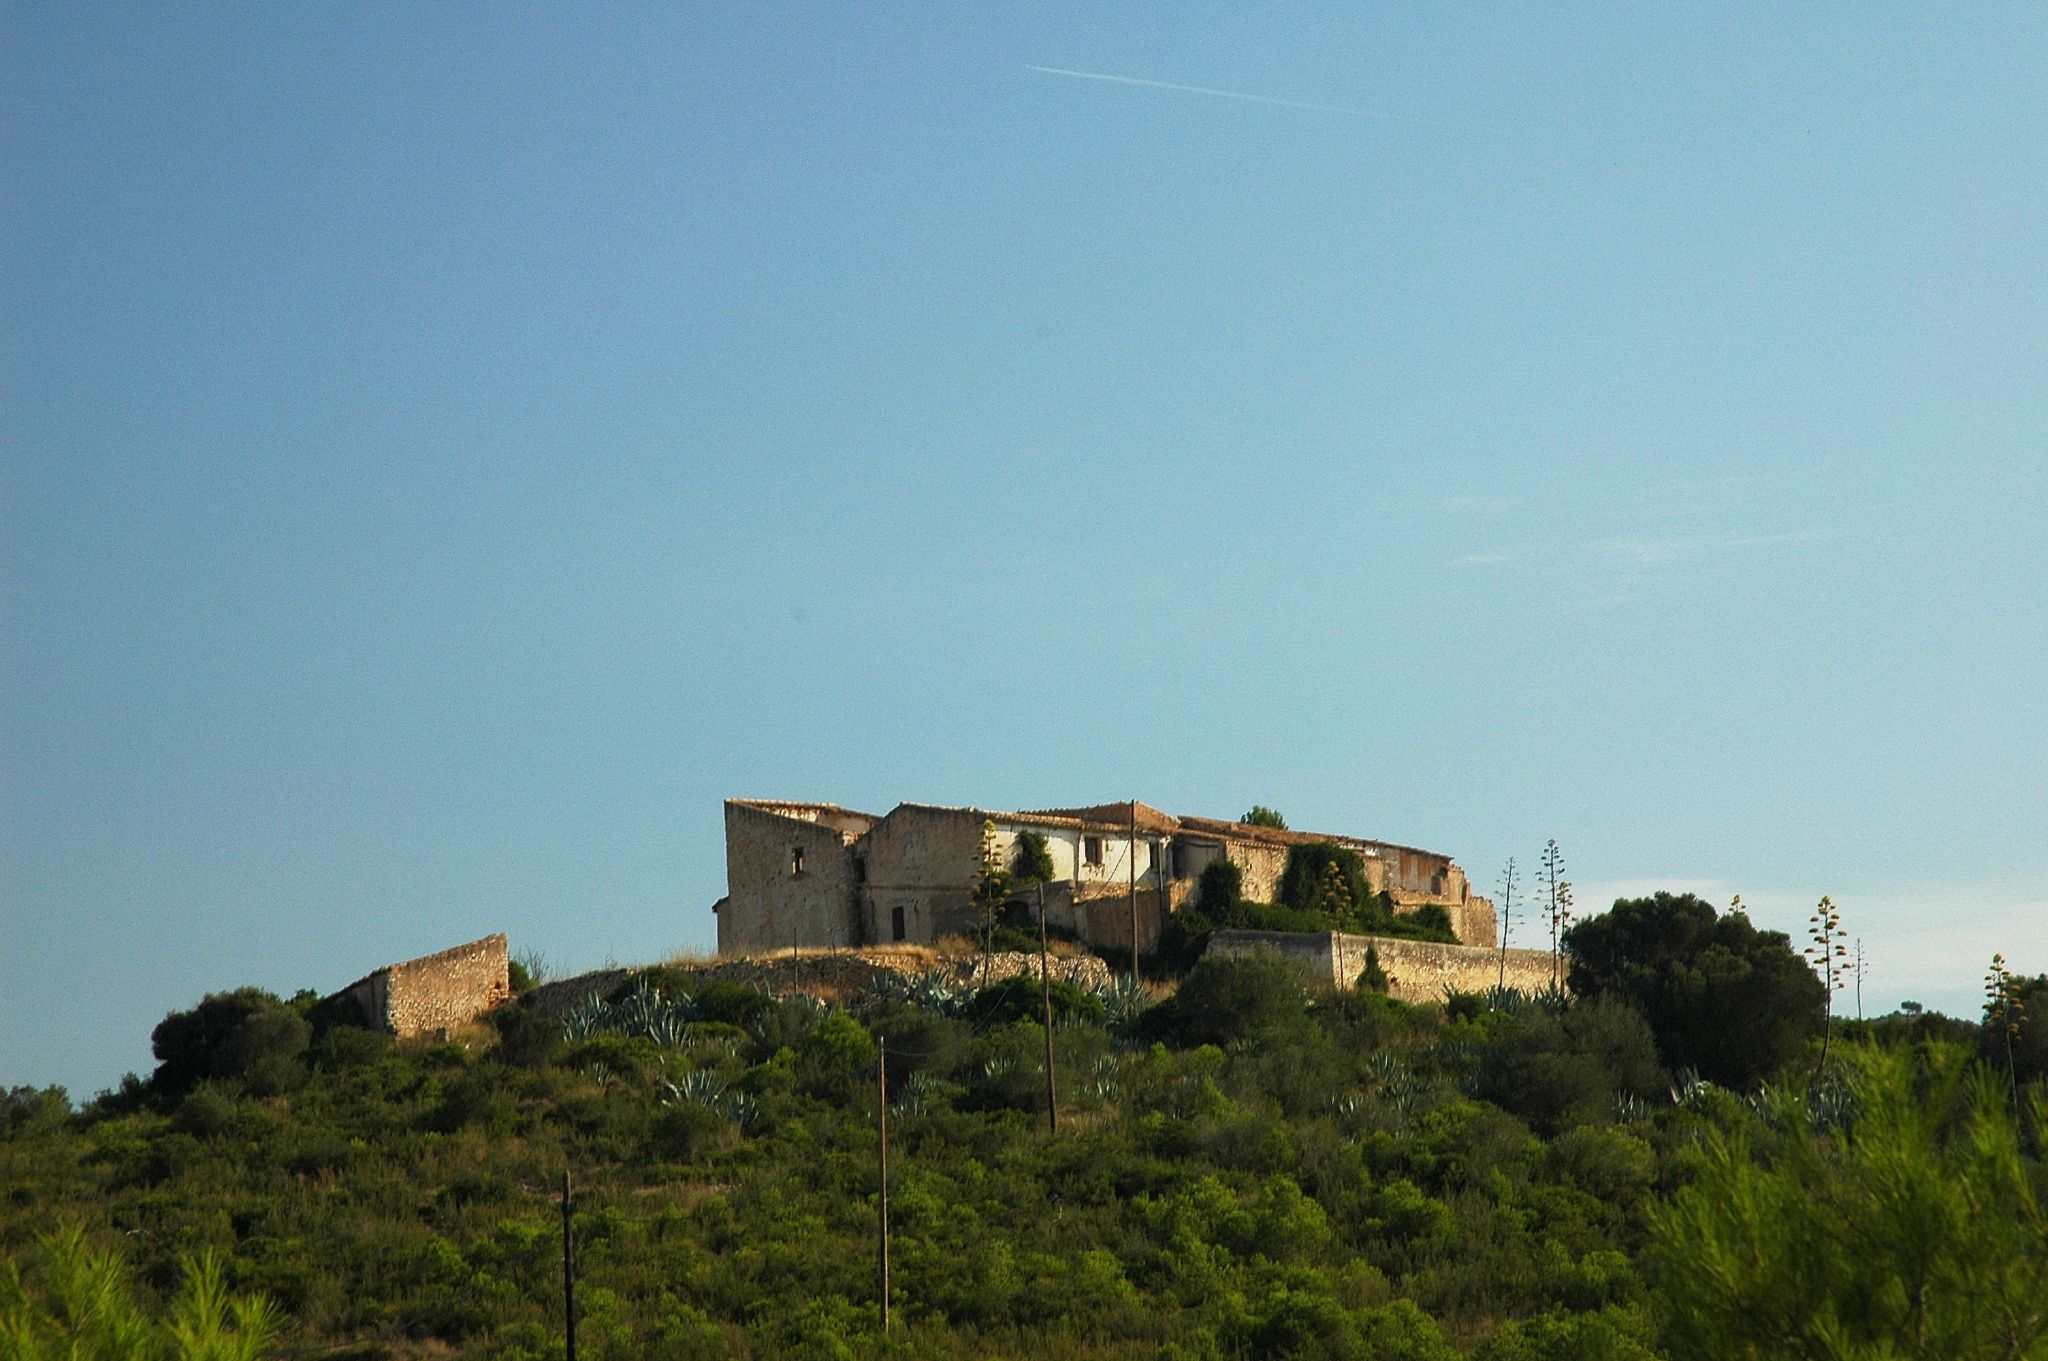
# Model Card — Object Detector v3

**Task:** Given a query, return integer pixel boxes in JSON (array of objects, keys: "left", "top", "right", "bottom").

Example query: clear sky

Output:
[{"left": 6, "top": 6, "right": 2044, "bottom": 1097}]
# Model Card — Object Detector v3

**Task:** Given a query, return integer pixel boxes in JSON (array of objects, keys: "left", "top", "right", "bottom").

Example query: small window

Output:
[
  {"left": 1170, "top": 842, "right": 1188, "bottom": 880},
  {"left": 852, "top": 856, "right": 867, "bottom": 883},
  {"left": 790, "top": 846, "right": 806, "bottom": 877},
  {"left": 891, "top": 905, "right": 907, "bottom": 941},
  {"left": 1084, "top": 835, "right": 1104, "bottom": 867}
]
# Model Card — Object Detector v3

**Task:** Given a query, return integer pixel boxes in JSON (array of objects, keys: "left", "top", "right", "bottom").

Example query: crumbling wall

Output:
[
  {"left": 1204, "top": 930, "right": 1553, "bottom": 1005},
  {"left": 333, "top": 933, "right": 511, "bottom": 1037},
  {"left": 1224, "top": 841, "right": 1292, "bottom": 904},
  {"left": 859, "top": 805, "right": 987, "bottom": 945},
  {"left": 1079, "top": 888, "right": 1169, "bottom": 955},
  {"left": 1399, "top": 894, "right": 1497, "bottom": 951},
  {"left": 720, "top": 801, "right": 863, "bottom": 952}
]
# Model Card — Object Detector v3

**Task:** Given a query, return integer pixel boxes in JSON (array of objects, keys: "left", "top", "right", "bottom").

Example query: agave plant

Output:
[
  {"left": 561, "top": 996, "right": 611, "bottom": 1043},
  {"left": 644, "top": 1010, "right": 693, "bottom": 1051},
  {"left": 1092, "top": 974, "right": 1151, "bottom": 1028},
  {"left": 892, "top": 1070, "right": 948, "bottom": 1118},
  {"left": 663, "top": 1068, "right": 727, "bottom": 1105},
  {"left": 1669, "top": 1068, "right": 1718, "bottom": 1109},
  {"left": 1613, "top": 1091, "right": 1654, "bottom": 1123},
  {"left": 1483, "top": 984, "right": 1532, "bottom": 1014},
  {"left": 719, "top": 1091, "right": 759, "bottom": 1130}
]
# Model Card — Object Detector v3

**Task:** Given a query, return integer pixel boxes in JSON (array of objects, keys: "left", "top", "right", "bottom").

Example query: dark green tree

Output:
[
  {"left": 1241, "top": 805, "right": 1288, "bottom": 829},
  {"left": 1011, "top": 830, "right": 1055, "bottom": 885},
  {"left": 1195, "top": 857, "right": 1244, "bottom": 916},
  {"left": 1359, "top": 943, "right": 1390, "bottom": 994},
  {"left": 1276, "top": 843, "right": 1369, "bottom": 918},
  {"left": 1564, "top": 893, "right": 1823, "bottom": 1088},
  {"left": 972, "top": 817, "right": 1013, "bottom": 954},
  {"left": 148, "top": 988, "right": 312, "bottom": 1101}
]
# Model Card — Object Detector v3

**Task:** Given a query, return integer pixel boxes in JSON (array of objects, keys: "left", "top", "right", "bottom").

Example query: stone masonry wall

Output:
[
  {"left": 1204, "top": 930, "right": 1554, "bottom": 1005},
  {"left": 341, "top": 933, "right": 511, "bottom": 1038},
  {"left": 721, "top": 801, "right": 863, "bottom": 952}
]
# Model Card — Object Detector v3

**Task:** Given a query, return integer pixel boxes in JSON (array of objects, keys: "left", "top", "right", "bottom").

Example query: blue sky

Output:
[{"left": 6, "top": 6, "right": 2044, "bottom": 1096}]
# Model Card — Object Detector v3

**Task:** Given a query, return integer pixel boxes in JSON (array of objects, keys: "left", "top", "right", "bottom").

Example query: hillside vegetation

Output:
[{"left": 4, "top": 894, "right": 2046, "bottom": 1360}]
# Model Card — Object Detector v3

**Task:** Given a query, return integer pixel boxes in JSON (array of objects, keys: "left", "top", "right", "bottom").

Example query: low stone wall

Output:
[
  {"left": 527, "top": 948, "right": 1119, "bottom": 1009},
  {"left": 1204, "top": 930, "right": 1554, "bottom": 1005}
]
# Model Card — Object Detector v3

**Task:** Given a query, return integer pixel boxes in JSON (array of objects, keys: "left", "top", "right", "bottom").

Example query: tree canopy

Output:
[{"left": 1564, "top": 893, "right": 1822, "bottom": 1088}]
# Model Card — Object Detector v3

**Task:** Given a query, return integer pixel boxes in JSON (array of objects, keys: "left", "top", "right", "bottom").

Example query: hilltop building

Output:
[{"left": 713, "top": 799, "right": 1496, "bottom": 957}]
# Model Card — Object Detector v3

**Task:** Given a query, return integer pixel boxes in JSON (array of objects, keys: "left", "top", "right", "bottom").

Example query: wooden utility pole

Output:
[
  {"left": 1128, "top": 800, "right": 1141, "bottom": 988},
  {"left": 877, "top": 1037, "right": 891, "bottom": 1332},
  {"left": 561, "top": 1170, "right": 577, "bottom": 1361},
  {"left": 1038, "top": 881, "right": 1057, "bottom": 1133}
]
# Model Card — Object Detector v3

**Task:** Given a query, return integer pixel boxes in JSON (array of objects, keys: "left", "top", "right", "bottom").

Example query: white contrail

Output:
[{"left": 1025, "top": 64, "right": 1405, "bottom": 122}]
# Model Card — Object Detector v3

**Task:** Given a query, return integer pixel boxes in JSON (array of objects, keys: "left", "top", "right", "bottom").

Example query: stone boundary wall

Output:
[
  {"left": 1204, "top": 930, "right": 1554, "bottom": 1005},
  {"left": 335, "top": 933, "right": 511, "bottom": 1037},
  {"left": 529, "top": 949, "right": 1115, "bottom": 1012}
]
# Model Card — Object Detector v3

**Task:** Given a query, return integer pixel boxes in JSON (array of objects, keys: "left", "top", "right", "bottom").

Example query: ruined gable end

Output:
[{"left": 329, "top": 933, "right": 512, "bottom": 1038}]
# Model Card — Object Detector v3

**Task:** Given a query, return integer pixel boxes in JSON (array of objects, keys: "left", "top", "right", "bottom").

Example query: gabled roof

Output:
[{"left": 1016, "top": 801, "right": 1180, "bottom": 834}]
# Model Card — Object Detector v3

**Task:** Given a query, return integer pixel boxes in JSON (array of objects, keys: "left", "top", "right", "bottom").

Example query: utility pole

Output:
[
  {"left": 877, "top": 1037, "right": 890, "bottom": 1332},
  {"left": 561, "top": 1169, "right": 576, "bottom": 1361},
  {"left": 1039, "top": 881, "right": 1057, "bottom": 1133},
  {"left": 1128, "top": 800, "right": 1141, "bottom": 988}
]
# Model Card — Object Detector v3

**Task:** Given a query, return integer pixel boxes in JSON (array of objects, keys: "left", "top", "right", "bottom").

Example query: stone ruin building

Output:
[{"left": 714, "top": 798, "right": 1498, "bottom": 958}]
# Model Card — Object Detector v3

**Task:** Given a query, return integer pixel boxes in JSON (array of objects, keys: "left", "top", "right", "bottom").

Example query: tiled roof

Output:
[{"left": 727, "top": 797, "right": 1455, "bottom": 862}]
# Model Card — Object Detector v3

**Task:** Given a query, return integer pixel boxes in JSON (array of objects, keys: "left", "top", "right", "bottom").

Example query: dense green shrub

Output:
[
  {"left": 1477, "top": 999, "right": 1665, "bottom": 1134},
  {"left": 489, "top": 1004, "right": 561, "bottom": 1067},
  {"left": 1, "top": 1086, "right": 71, "bottom": 1141},
  {"left": 12, "top": 914, "right": 2044, "bottom": 1361},
  {"left": 1156, "top": 954, "right": 1311, "bottom": 1047},
  {"left": 969, "top": 974, "right": 1108, "bottom": 1028}
]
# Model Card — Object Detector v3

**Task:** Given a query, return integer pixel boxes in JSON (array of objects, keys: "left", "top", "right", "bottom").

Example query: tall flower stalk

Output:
[
  {"left": 1495, "top": 857, "right": 1518, "bottom": 991},
  {"left": 1539, "top": 840, "right": 1572, "bottom": 991},
  {"left": 1804, "top": 895, "right": 1852, "bottom": 1083},
  {"left": 1984, "top": 953, "right": 2028, "bottom": 1111}
]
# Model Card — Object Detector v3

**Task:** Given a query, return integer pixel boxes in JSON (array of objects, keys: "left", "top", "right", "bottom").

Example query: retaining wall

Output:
[{"left": 1204, "top": 930, "right": 1555, "bottom": 1005}]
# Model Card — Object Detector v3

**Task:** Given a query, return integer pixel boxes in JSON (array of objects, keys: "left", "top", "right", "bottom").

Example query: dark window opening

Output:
[
  {"left": 1084, "top": 835, "right": 1104, "bottom": 866},
  {"left": 853, "top": 856, "right": 866, "bottom": 884},
  {"left": 891, "top": 906, "right": 906, "bottom": 941},
  {"left": 790, "top": 846, "right": 806, "bottom": 876},
  {"left": 1171, "top": 842, "right": 1188, "bottom": 880}
]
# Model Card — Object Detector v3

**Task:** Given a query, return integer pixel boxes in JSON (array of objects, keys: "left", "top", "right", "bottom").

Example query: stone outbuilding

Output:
[{"left": 714, "top": 799, "right": 1495, "bottom": 957}]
